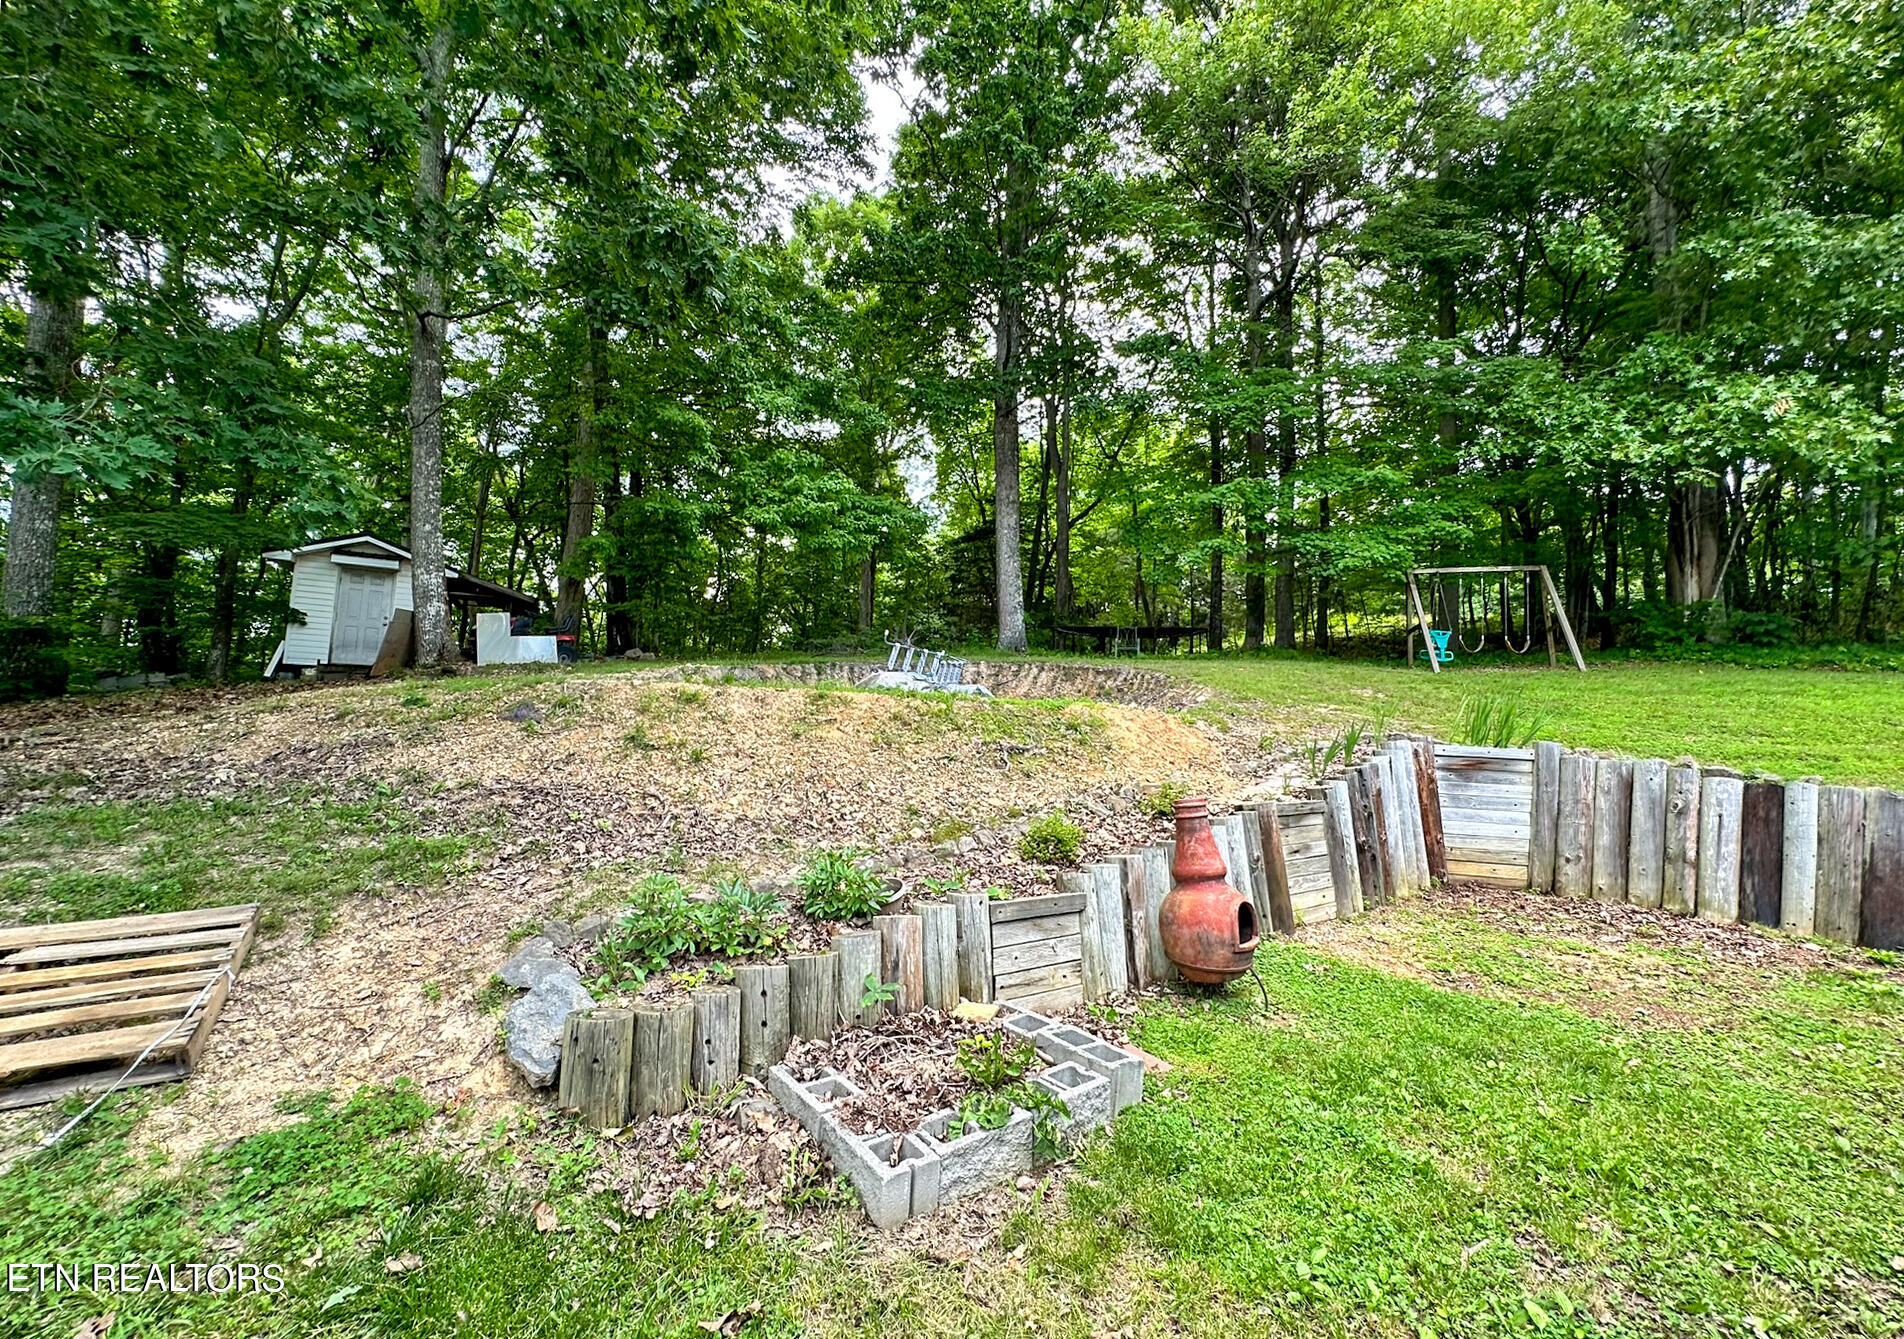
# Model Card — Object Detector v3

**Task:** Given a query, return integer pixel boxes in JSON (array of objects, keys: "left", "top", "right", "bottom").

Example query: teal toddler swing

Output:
[{"left": 1404, "top": 565, "right": 1587, "bottom": 672}]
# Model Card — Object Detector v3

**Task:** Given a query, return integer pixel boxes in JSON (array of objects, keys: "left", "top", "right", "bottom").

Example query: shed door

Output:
[{"left": 331, "top": 569, "right": 394, "bottom": 666}]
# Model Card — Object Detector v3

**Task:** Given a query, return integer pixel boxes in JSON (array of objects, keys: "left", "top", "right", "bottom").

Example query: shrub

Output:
[
  {"left": 699, "top": 878, "right": 786, "bottom": 957},
  {"left": 1456, "top": 694, "right": 1551, "bottom": 749},
  {"left": 797, "top": 848, "right": 888, "bottom": 921},
  {"left": 1019, "top": 811, "right": 1084, "bottom": 864},
  {"left": 592, "top": 875, "right": 791, "bottom": 992},
  {"left": 0, "top": 619, "right": 69, "bottom": 703},
  {"left": 1143, "top": 781, "right": 1189, "bottom": 817}
]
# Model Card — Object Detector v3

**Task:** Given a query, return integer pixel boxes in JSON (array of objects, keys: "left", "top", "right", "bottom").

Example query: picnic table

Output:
[{"left": 1054, "top": 624, "right": 1207, "bottom": 655}]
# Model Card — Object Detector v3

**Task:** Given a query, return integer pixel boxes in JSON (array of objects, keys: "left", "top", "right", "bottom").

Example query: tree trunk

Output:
[
  {"left": 1053, "top": 394, "right": 1073, "bottom": 618},
  {"left": 1206, "top": 418, "right": 1224, "bottom": 651},
  {"left": 992, "top": 159, "right": 1030, "bottom": 654},
  {"left": 1241, "top": 198, "right": 1268, "bottom": 651},
  {"left": 2, "top": 289, "right": 81, "bottom": 620},
  {"left": 204, "top": 464, "right": 255, "bottom": 682},
  {"left": 1666, "top": 481, "right": 1723, "bottom": 606},
  {"left": 859, "top": 552, "right": 875, "bottom": 632},
  {"left": 406, "top": 19, "right": 452, "bottom": 666},
  {"left": 1272, "top": 267, "right": 1298, "bottom": 650},
  {"left": 556, "top": 318, "right": 603, "bottom": 635}
]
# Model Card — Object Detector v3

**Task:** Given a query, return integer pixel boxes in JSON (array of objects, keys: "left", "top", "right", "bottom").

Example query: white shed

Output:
[{"left": 260, "top": 535, "right": 538, "bottom": 677}]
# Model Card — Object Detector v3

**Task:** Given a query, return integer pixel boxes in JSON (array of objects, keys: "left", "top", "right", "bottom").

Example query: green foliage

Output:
[
  {"left": 1019, "top": 812, "right": 1085, "bottom": 864},
  {"left": 591, "top": 874, "right": 788, "bottom": 992},
  {"left": 1455, "top": 694, "right": 1554, "bottom": 750},
  {"left": 955, "top": 1033, "right": 1041, "bottom": 1088},
  {"left": 797, "top": 848, "right": 888, "bottom": 922},
  {"left": 1302, "top": 721, "right": 1371, "bottom": 783},
  {"left": 1143, "top": 781, "right": 1189, "bottom": 817},
  {"left": 859, "top": 972, "right": 899, "bottom": 1009},
  {"left": 0, "top": 619, "right": 70, "bottom": 702}
]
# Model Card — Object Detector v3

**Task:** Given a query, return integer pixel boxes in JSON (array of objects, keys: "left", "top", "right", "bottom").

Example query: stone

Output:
[
  {"left": 1078, "top": 1040, "right": 1145, "bottom": 1113},
  {"left": 1031, "top": 1062, "right": 1113, "bottom": 1135},
  {"left": 499, "top": 937, "right": 560, "bottom": 987},
  {"left": 952, "top": 1000, "right": 1000, "bottom": 1022},
  {"left": 918, "top": 1107, "right": 1035, "bottom": 1201},
  {"left": 504, "top": 975, "right": 594, "bottom": 1088},
  {"left": 541, "top": 919, "right": 578, "bottom": 949},
  {"left": 574, "top": 912, "right": 618, "bottom": 945},
  {"left": 502, "top": 700, "right": 544, "bottom": 723}
]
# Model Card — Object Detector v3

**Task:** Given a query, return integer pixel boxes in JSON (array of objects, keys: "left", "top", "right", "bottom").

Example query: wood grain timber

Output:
[
  {"left": 1530, "top": 741, "right": 1563, "bottom": 892},
  {"left": 1861, "top": 790, "right": 1904, "bottom": 950},
  {"left": 1739, "top": 780, "right": 1786, "bottom": 928},
  {"left": 1322, "top": 781, "right": 1362, "bottom": 918},
  {"left": 1590, "top": 757, "right": 1633, "bottom": 904},
  {"left": 1240, "top": 811, "right": 1274, "bottom": 923},
  {"left": 1435, "top": 746, "right": 1535, "bottom": 886},
  {"left": 558, "top": 1008, "right": 634, "bottom": 1129},
  {"left": 830, "top": 929, "right": 885, "bottom": 1028},
  {"left": 1412, "top": 739, "right": 1447, "bottom": 881},
  {"left": 1814, "top": 785, "right": 1866, "bottom": 943},
  {"left": 1366, "top": 761, "right": 1400, "bottom": 902},
  {"left": 0, "top": 903, "right": 258, "bottom": 1111},
  {"left": 1662, "top": 765, "right": 1702, "bottom": 916},
  {"left": 1625, "top": 759, "right": 1668, "bottom": 910},
  {"left": 1392, "top": 741, "right": 1432, "bottom": 890},
  {"left": 1277, "top": 802, "right": 1337, "bottom": 926},
  {"left": 918, "top": 902, "right": 960, "bottom": 1011},
  {"left": 1140, "top": 845, "right": 1179, "bottom": 983},
  {"left": 689, "top": 986, "right": 740, "bottom": 1095},
  {"left": 1086, "top": 862, "right": 1131, "bottom": 998},
  {"left": 1553, "top": 753, "right": 1596, "bottom": 899},
  {"left": 950, "top": 893, "right": 994, "bottom": 1003},
  {"left": 1696, "top": 774, "right": 1745, "bottom": 923},
  {"left": 734, "top": 963, "right": 791, "bottom": 1072},
  {"left": 1252, "top": 806, "right": 1294, "bottom": 937},
  {"left": 632, "top": 1003, "right": 692, "bottom": 1118},
  {"left": 1348, "top": 767, "right": 1386, "bottom": 907},
  {"left": 1780, "top": 781, "right": 1821, "bottom": 936},
  {"left": 873, "top": 914, "right": 925, "bottom": 1015},
  {"left": 787, "top": 952, "right": 837, "bottom": 1041},
  {"left": 994, "top": 889, "right": 1087, "bottom": 1010},
  {"left": 1116, "top": 853, "right": 1159, "bottom": 986}
]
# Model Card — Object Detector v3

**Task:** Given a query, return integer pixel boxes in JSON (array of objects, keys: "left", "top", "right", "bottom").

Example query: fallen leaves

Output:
[
  {"left": 382, "top": 1253, "right": 424, "bottom": 1274},
  {"left": 533, "top": 1201, "right": 559, "bottom": 1233},
  {"left": 71, "top": 1317, "right": 114, "bottom": 1339}
]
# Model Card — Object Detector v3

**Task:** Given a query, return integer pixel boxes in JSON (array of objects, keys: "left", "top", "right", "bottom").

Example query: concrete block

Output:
[
  {"left": 1027, "top": 1022, "right": 1098, "bottom": 1068},
  {"left": 1001, "top": 1009, "right": 1055, "bottom": 1042},
  {"left": 1078, "top": 1040, "right": 1144, "bottom": 1112},
  {"left": 1031, "top": 1061, "right": 1112, "bottom": 1134},
  {"left": 917, "top": 1106, "right": 1035, "bottom": 1200},
  {"left": 840, "top": 1131, "right": 939, "bottom": 1229},
  {"left": 765, "top": 1065, "right": 865, "bottom": 1130}
]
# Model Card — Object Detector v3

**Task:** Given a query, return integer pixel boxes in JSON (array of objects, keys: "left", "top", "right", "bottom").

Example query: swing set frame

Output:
[{"left": 1404, "top": 565, "right": 1587, "bottom": 673}]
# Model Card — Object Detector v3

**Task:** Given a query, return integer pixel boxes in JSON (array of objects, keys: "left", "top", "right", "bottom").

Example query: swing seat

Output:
[{"left": 1418, "top": 629, "right": 1455, "bottom": 664}]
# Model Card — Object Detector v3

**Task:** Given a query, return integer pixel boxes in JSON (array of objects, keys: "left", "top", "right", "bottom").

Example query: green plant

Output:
[
  {"left": 622, "top": 724, "right": 657, "bottom": 750},
  {"left": 592, "top": 874, "right": 701, "bottom": 991},
  {"left": 421, "top": 981, "right": 443, "bottom": 1003},
  {"left": 1019, "top": 811, "right": 1085, "bottom": 864},
  {"left": 918, "top": 872, "right": 965, "bottom": 897},
  {"left": 955, "top": 1033, "right": 1040, "bottom": 1088},
  {"left": 1457, "top": 693, "right": 1552, "bottom": 749},
  {"left": 1302, "top": 721, "right": 1369, "bottom": 783},
  {"left": 798, "top": 848, "right": 888, "bottom": 921},
  {"left": 1143, "top": 781, "right": 1189, "bottom": 817},
  {"left": 698, "top": 878, "right": 786, "bottom": 958},
  {"left": 859, "top": 973, "right": 899, "bottom": 1009}
]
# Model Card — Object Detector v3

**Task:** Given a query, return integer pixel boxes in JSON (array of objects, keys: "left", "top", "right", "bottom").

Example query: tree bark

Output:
[
  {"left": 1272, "top": 260, "right": 1298, "bottom": 650},
  {"left": 1053, "top": 393, "right": 1073, "bottom": 618},
  {"left": 3, "top": 289, "right": 81, "bottom": 620},
  {"left": 204, "top": 463, "right": 255, "bottom": 682},
  {"left": 1206, "top": 418, "right": 1224, "bottom": 650},
  {"left": 992, "top": 161, "right": 1030, "bottom": 654},
  {"left": 556, "top": 318, "right": 604, "bottom": 635},
  {"left": 406, "top": 19, "right": 452, "bottom": 666}
]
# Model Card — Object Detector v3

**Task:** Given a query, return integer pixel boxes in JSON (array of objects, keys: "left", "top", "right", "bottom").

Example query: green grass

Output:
[
  {"left": 1172, "top": 654, "right": 1904, "bottom": 786},
  {"left": 0, "top": 791, "right": 481, "bottom": 935}
]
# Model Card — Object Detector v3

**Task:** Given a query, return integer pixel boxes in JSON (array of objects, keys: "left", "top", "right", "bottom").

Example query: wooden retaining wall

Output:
[{"left": 555, "top": 734, "right": 1904, "bottom": 1128}]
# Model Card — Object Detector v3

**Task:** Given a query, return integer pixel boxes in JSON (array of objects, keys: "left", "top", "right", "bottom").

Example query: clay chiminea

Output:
[{"left": 1158, "top": 798, "right": 1260, "bottom": 984}]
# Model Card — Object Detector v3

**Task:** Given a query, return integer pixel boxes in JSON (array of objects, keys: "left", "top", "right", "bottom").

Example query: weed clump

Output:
[
  {"left": 797, "top": 847, "right": 888, "bottom": 921},
  {"left": 1019, "top": 811, "right": 1084, "bottom": 864}
]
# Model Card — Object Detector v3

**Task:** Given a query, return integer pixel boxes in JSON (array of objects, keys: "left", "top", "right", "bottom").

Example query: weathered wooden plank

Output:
[
  {"left": 0, "top": 1020, "right": 186, "bottom": 1080},
  {"left": 950, "top": 892, "right": 993, "bottom": 1003},
  {"left": 1662, "top": 765, "right": 1701, "bottom": 916},
  {"left": 1861, "top": 790, "right": 1904, "bottom": 950},
  {"left": 1086, "top": 862, "right": 1130, "bottom": 998},
  {"left": 1445, "top": 859, "right": 1531, "bottom": 883},
  {"left": 1322, "top": 780, "right": 1360, "bottom": 917},
  {"left": 1117, "top": 853, "right": 1157, "bottom": 986},
  {"left": 689, "top": 986, "right": 740, "bottom": 1095},
  {"left": 0, "top": 948, "right": 236, "bottom": 994},
  {"left": 1739, "top": 780, "right": 1785, "bottom": 928},
  {"left": 1696, "top": 774, "right": 1745, "bottom": 923},
  {"left": 1368, "top": 760, "right": 1402, "bottom": 903},
  {"left": 1530, "top": 741, "right": 1562, "bottom": 893},
  {"left": 1625, "top": 758, "right": 1668, "bottom": 909},
  {"left": 0, "top": 904, "right": 259, "bottom": 954},
  {"left": 989, "top": 892, "right": 1086, "bottom": 924},
  {"left": 873, "top": 914, "right": 925, "bottom": 1015},
  {"left": 0, "top": 990, "right": 202, "bottom": 1040},
  {"left": 1815, "top": 785, "right": 1866, "bottom": 943},
  {"left": 1554, "top": 753, "right": 1596, "bottom": 899},
  {"left": 1590, "top": 757, "right": 1633, "bottom": 904},
  {"left": 831, "top": 929, "right": 884, "bottom": 1028},
  {"left": 632, "top": 1002, "right": 692, "bottom": 1118},
  {"left": 1432, "top": 743, "right": 1538, "bottom": 764},
  {"left": 734, "top": 963, "right": 791, "bottom": 1072},
  {"left": 1413, "top": 740, "right": 1446, "bottom": 881},
  {"left": 0, "top": 970, "right": 222, "bottom": 1019},
  {"left": 0, "top": 1059, "right": 191, "bottom": 1113},
  {"left": 991, "top": 912, "right": 1081, "bottom": 948},
  {"left": 1256, "top": 807, "right": 1295, "bottom": 936},
  {"left": 787, "top": 952, "right": 836, "bottom": 1041},
  {"left": 1, "top": 925, "right": 250, "bottom": 968},
  {"left": 1056, "top": 872, "right": 1101, "bottom": 998},
  {"left": 994, "top": 960, "right": 1085, "bottom": 997},
  {"left": 1391, "top": 741, "right": 1431, "bottom": 890},
  {"left": 1781, "top": 781, "right": 1820, "bottom": 936},
  {"left": 918, "top": 902, "right": 959, "bottom": 1012},
  {"left": 1006, "top": 984, "right": 1086, "bottom": 1013},
  {"left": 1141, "top": 845, "right": 1178, "bottom": 983},
  {"left": 559, "top": 1008, "right": 634, "bottom": 1129},
  {"left": 1348, "top": 767, "right": 1384, "bottom": 908},
  {"left": 1239, "top": 810, "right": 1272, "bottom": 933},
  {"left": 992, "top": 935, "right": 1083, "bottom": 975}
]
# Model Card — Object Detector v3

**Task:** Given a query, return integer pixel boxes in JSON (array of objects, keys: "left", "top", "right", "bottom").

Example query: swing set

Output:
[{"left": 1404, "top": 565, "right": 1586, "bottom": 672}]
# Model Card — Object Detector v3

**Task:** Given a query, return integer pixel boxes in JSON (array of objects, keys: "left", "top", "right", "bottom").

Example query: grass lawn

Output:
[
  {"left": 1170, "top": 654, "right": 1904, "bottom": 787},
  {"left": 6, "top": 899, "right": 1899, "bottom": 1339}
]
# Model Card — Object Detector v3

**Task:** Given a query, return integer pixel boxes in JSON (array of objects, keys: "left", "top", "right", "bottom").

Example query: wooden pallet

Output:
[{"left": 0, "top": 903, "right": 259, "bottom": 1110}]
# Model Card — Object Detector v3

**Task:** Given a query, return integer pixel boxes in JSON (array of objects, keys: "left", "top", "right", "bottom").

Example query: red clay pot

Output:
[{"left": 1158, "top": 798, "right": 1260, "bottom": 985}]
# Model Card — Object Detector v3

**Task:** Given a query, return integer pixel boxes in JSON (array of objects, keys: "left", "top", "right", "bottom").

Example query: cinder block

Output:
[
  {"left": 1078, "top": 1040, "right": 1144, "bottom": 1112},
  {"left": 917, "top": 1106, "right": 1035, "bottom": 1200},
  {"left": 1002, "top": 1009, "right": 1055, "bottom": 1042},
  {"left": 766, "top": 1064, "right": 864, "bottom": 1129},
  {"left": 1031, "top": 1061, "right": 1112, "bottom": 1134},
  {"left": 840, "top": 1131, "right": 940, "bottom": 1228},
  {"left": 1024, "top": 1022, "right": 1097, "bottom": 1069}
]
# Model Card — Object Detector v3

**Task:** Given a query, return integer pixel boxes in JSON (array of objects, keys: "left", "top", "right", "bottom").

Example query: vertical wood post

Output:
[
  {"left": 1367, "top": 760, "right": 1400, "bottom": 902},
  {"left": 1085, "top": 861, "right": 1131, "bottom": 998},
  {"left": 831, "top": 929, "right": 884, "bottom": 1027},
  {"left": 1352, "top": 766, "right": 1388, "bottom": 907},
  {"left": 1662, "top": 764, "right": 1701, "bottom": 915},
  {"left": 1322, "top": 779, "right": 1361, "bottom": 917},
  {"left": 734, "top": 963, "right": 790, "bottom": 1073},
  {"left": 1060, "top": 871, "right": 1104, "bottom": 999},
  {"left": 1141, "top": 845, "right": 1178, "bottom": 981},
  {"left": 918, "top": 901, "right": 959, "bottom": 1011},
  {"left": 1781, "top": 781, "right": 1820, "bottom": 936},
  {"left": 950, "top": 892, "right": 994, "bottom": 1003},
  {"left": 1239, "top": 810, "right": 1272, "bottom": 925},
  {"left": 1815, "top": 785, "right": 1866, "bottom": 942},
  {"left": 558, "top": 1008, "right": 633, "bottom": 1129},
  {"left": 1861, "top": 790, "right": 1904, "bottom": 950},
  {"left": 1255, "top": 806, "right": 1297, "bottom": 935},
  {"left": 632, "top": 1002, "right": 692, "bottom": 1119},
  {"left": 1696, "top": 774, "right": 1745, "bottom": 923},
  {"left": 1388, "top": 740, "right": 1429, "bottom": 890},
  {"left": 1117, "top": 853, "right": 1155, "bottom": 984},
  {"left": 873, "top": 913, "right": 925, "bottom": 1015},
  {"left": 1626, "top": 758, "right": 1668, "bottom": 909},
  {"left": 1590, "top": 757, "right": 1632, "bottom": 904},
  {"left": 1530, "top": 741, "right": 1563, "bottom": 893},
  {"left": 1739, "top": 780, "right": 1786, "bottom": 928},
  {"left": 1412, "top": 740, "right": 1446, "bottom": 882},
  {"left": 1554, "top": 752, "right": 1596, "bottom": 899},
  {"left": 788, "top": 952, "right": 837, "bottom": 1041},
  {"left": 690, "top": 985, "right": 740, "bottom": 1095}
]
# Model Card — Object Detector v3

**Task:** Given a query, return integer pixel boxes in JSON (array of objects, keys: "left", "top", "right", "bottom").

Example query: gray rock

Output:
[
  {"left": 502, "top": 700, "right": 544, "bottom": 723},
  {"left": 504, "top": 974, "right": 594, "bottom": 1088},
  {"left": 574, "top": 912, "right": 618, "bottom": 944},
  {"left": 498, "top": 937, "right": 559, "bottom": 987},
  {"left": 540, "top": 919, "right": 577, "bottom": 949}
]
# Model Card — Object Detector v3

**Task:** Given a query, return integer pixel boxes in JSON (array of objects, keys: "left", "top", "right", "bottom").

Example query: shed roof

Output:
[{"left": 262, "top": 534, "right": 538, "bottom": 613}]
